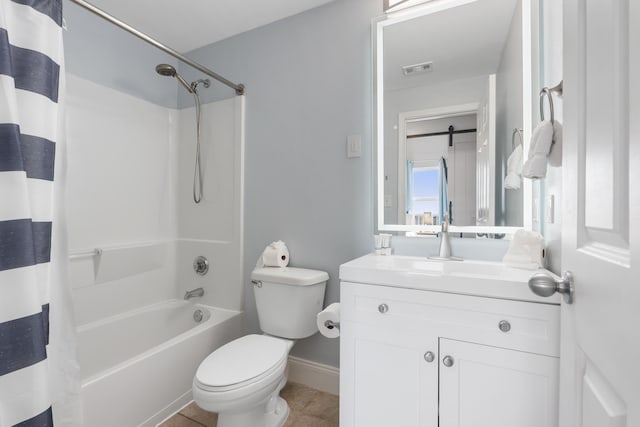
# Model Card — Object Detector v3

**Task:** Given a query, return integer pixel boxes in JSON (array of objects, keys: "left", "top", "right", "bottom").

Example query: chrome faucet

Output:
[
  {"left": 428, "top": 214, "right": 462, "bottom": 261},
  {"left": 184, "top": 287, "right": 204, "bottom": 300},
  {"left": 438, "top": 216, "right": 452, "bottom": 258}
]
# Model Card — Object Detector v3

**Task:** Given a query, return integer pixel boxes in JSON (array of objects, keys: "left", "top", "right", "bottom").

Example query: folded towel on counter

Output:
[
  {"left": 256, "top": 240, "right": 290, "bottom": 268},
  {"left": 548, "top": 120, "right": 563, "bottom": 167},
  {"left": 522, "top": 120, "right": 554, "bottom": 179},
  {"left": 504, "top": 144, "right": 523, "bottom": 190},
  {"left": 502, "top": 230, "right": 545, "bottom": 269}
]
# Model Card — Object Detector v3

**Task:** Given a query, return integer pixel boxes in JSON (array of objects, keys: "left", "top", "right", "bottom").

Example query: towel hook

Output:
[
  {"left": 511, "top": 128, "right": 523, "bottom": 151},
  {"left": 539, "top": 80, "right": 563, "bottom": 124}
]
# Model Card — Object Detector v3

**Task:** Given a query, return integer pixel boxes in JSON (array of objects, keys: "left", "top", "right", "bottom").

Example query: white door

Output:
[
  {"left": 438, "top": 339, "right": 559, "bottom": 427},
  {"left": 559, "top": 1, "right": 640, "bottom": 426}
]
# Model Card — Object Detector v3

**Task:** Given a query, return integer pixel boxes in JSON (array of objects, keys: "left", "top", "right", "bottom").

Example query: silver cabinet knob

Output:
[
  {"left": 423, "top": 351, "right": 435, "bottom": 363},
  {"left": 378, "top": 303, "right": 389, "bottom": 314},
  {"left": 442, "top": 355, "right": 455, "bottom": 367},
  {"left": 528, "top": 271, "right": 574, "bottom": 304},
  {"left": 498, "top": 320, "right": 511, "bottom": 333}
]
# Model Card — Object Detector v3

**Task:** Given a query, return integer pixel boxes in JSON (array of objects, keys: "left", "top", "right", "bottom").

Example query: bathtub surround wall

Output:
[
  {"left": 66, "top": 72, "right": 244, "bottom": 313},
  {"left": 65, "top": 74, "right": 178, "bottom": 325},
  {"left": 176, "top": 97, "right": 245, "bottom": 311}
]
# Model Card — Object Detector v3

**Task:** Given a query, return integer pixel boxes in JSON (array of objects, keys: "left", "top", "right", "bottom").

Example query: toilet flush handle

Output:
[{"left": 252, "top": 280, "right": 262, "bottom": 288}]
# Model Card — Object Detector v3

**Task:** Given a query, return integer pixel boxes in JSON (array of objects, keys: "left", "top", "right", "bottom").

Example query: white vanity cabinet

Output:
[{"left": 339, "top": 278, "right": 560, "bottom": 427}]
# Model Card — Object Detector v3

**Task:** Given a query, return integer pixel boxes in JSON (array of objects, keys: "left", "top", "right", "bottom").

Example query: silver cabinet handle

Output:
[
  {"left": 378, "top": 303, "right": 389, "bottom": 314},
  {"left": 424, "top": 351, "right": 435, "bottom": 363},
  {"left": 498, "top": 320, "right": 511, "bottom": 332},
  {"left": 442, "top": 355, "right": 454, "bottom": 367},
  {"left": 528, "top": 271, "right": 574, "bottom": 304}
]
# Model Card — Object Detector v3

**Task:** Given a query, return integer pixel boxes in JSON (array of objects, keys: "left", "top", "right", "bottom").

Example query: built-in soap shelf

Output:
[{"left": 69, "top": 241, "right": 168, "bottom": 289}]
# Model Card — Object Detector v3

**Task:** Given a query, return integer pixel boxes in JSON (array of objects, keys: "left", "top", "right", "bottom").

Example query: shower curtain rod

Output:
[{"left": 69, "top": 0, "right": 245, "bottom": 95}]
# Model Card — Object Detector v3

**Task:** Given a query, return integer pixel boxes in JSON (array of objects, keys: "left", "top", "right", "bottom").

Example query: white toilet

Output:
[{"left": 192, "top": 266, "right": 329, "bottom": 427}]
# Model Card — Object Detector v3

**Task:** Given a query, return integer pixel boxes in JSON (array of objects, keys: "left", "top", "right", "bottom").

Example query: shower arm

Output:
[{"left": 69, "top": 0, "right": 245, "bottom": 96}]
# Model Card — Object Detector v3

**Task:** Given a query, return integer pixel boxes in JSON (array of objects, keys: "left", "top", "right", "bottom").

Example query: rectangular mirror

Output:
[{"left": 375, "top": 0, "right": 536, "bottom": 234}]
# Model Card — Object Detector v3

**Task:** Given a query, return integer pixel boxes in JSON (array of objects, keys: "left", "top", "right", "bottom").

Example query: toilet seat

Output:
[{"left": 194, "top": 335, "right": 289, "bottom": 393}]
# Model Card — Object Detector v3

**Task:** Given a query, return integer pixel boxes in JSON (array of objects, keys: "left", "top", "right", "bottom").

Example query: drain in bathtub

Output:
[{"left": 193, "top": 309, "right": 204, "bottom": 323}]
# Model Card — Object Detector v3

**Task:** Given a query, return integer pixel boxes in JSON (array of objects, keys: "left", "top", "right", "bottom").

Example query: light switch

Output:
[{"left": 347, "top": 135, "right": 361, "bottom": 158}]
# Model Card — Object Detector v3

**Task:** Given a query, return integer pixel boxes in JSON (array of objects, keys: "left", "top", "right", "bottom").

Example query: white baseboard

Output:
[{"left": 287, "top": 356, "right": 339, "bottom": 395}]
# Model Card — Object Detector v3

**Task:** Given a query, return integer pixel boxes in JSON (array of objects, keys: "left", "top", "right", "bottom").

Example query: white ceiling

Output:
[
  {"left": 383, "top": 0, "right": 518, "bottom": 91},
  {"left": 84, "top": 0, "right": 337, "bottom": 52}
]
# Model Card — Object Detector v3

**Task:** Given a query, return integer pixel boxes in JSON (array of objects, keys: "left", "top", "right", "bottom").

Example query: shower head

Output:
[
  {"left": 155, "top": 63, "right": 193, "bottom": 94},
  {"left": 155, "top": 63, "right": 176, "bottom": 76}
]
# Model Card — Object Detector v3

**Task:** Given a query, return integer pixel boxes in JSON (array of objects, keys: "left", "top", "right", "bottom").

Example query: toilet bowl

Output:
[
  {"left": 192, "top": 266, "right": 328, "bottom": 427},
  {"left": 193, "top": 335, "right": 293, "bottom": 427}
]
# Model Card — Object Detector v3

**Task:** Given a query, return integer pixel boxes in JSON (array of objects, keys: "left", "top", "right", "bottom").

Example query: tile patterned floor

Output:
[{"left": 159, "top": 382, "right": 339, "bottom": 427}]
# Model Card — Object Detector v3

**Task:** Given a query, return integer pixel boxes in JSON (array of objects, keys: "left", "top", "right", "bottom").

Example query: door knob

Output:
[
  {"left": 424, "top": 351, "right": 435, "bottom": 363},
  {"left": 442, "top": 355, "right": 454, "bottom": 367},
  {"left": 528, "top": 271, "right": 574, "bottom": 304}
]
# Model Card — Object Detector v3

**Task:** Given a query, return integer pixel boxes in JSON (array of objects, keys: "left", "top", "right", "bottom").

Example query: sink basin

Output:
[
  {"left": 415, "top": 258, "right": 506, "bottom": 276},
  {"left": 339, "top": 254, "right": 560, "bottom": 304}
]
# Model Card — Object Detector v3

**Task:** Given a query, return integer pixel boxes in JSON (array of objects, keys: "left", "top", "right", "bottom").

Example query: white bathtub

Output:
[{"left": 77, "top": 300, "right": 242, "bottom": 427}]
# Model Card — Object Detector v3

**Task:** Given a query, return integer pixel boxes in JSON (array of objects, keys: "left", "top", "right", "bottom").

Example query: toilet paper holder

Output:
[{"left": 324, "top": 320, "right": 340, "bottom": 330}]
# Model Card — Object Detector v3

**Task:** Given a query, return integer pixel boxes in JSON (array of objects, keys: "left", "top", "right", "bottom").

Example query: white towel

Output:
[
  {"left": 522, "top": 120, "right": 554, "bottom": 179},
  {"left": 502, "top": 230, "right": 545, "bottom": 269},
  {"left": 504, "top": 144, "right": 523, "bottom": 190},
  {"left": 548, "top": 120, "right": 563, "bottom": 167}
]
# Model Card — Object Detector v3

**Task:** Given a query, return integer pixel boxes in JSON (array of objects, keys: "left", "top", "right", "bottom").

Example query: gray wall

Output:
[
  {"left": 62, "top": 0, "right": 178, "bottom": 108},
  {"left": 179, "top": 0, "right": 381, "bottom": 367}
]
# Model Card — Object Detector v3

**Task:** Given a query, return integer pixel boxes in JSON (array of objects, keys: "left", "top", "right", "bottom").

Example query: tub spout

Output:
[{"left": 184, "top": 287, "right": 204, "bottom": 300}]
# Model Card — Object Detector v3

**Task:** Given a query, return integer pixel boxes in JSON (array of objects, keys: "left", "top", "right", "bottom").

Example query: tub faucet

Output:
[{"left": 184, "top": 287, "right": 204, "bottom": 300}]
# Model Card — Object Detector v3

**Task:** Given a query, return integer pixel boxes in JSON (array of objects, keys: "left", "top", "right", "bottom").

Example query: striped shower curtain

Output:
[{"left": 1, "top": 0, "right": 80, "bottom": 425}]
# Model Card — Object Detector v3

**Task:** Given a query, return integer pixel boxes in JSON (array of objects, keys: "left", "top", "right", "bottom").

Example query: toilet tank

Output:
[{"left": 251, "top": 267, "right": 328, "bottom": 339}]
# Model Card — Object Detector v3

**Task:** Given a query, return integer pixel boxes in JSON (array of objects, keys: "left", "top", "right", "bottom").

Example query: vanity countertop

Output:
[{"left": 339, "top": 254, "right": 560, "bottom": 304}]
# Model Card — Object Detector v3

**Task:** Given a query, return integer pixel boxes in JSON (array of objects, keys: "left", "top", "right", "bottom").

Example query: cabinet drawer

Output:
[{"left": 341, "top": 282, "right": 560, "bottom": 357}]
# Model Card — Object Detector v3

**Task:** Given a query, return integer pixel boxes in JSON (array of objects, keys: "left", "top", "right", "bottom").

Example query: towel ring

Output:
[
  {"left": 539, "top": 88, "right": 555, "bottom": 124},
  {"left": 539, "top": 80, "right": 563, "bottom": 124},
  {"left": 511, "top": 128, "right": 523, "bottom": 150}
]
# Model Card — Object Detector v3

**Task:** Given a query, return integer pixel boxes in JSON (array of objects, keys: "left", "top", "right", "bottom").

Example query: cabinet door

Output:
[
  {"left": 439, "top": 339, "right": 559, "bottom": 427},
  {"left": 340, "top": 321, "right": 438, "bottom": 427}
]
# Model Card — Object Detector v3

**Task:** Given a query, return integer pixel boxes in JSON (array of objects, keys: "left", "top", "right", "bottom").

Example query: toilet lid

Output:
[{"left": 195, "top": 335, "right": 288, "bottom": 388}]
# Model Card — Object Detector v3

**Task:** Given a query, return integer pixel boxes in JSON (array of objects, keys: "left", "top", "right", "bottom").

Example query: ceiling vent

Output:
[{"left": 402, "top": 61, "right": 433, "bottom": 76}]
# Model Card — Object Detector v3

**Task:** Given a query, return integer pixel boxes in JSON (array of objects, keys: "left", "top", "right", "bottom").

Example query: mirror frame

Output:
[{"left": 374, "top": 0, "right": 537, "bottom": 234}]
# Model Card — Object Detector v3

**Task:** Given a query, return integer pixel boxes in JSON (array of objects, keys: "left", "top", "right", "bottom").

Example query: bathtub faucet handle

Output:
[{"left": 184, "top": 287, "right": 205, "bottom": 300}]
